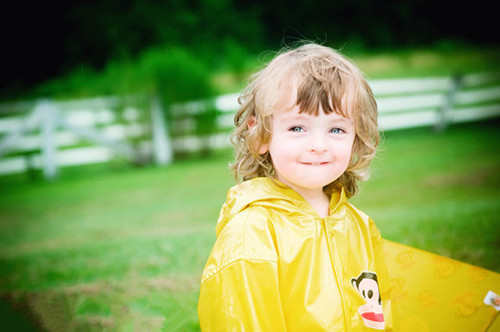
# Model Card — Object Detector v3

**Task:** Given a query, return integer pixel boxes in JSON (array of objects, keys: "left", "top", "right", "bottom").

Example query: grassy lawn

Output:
[{"left": 0, "top": 119, "right": 499, "bottom": 331}]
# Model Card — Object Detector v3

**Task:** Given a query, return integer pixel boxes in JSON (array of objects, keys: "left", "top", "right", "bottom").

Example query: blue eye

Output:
[
  {"left": 330, "top": 127, "right": 345, "bottom": 134},
  {"left": 289, "top": 126, "right": 304, "bottom": 133}
]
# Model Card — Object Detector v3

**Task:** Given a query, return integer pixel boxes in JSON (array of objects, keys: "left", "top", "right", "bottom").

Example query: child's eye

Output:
[
  {"left": 289, "top": 126, "right": 304, "bottom": 133},
  {"left": 330, "top": 127, "right": 345, "bottom": 134}
]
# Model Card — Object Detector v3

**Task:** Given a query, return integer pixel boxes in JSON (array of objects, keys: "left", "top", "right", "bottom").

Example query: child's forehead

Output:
[
  {"left": 270, "top": 83, "right": 352, "bottom": 118},
  {"left": 272, "top": 104, "right": 353, "bottom": 122},
  {"left": 268, "top": 70, "right": 352, "bottom": 118}
]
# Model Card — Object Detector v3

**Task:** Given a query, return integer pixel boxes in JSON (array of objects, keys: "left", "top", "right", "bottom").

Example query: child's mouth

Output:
[{"left": 300, "top": 162, "right": 330, "bottom": 166}]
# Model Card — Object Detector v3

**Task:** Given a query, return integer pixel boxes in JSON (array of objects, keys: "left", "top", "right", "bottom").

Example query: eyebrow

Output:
[{"left": 285, "top": 114, "right": 310, "bottom": 121}]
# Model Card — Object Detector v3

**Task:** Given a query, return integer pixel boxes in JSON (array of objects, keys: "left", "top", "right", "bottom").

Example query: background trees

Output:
[{"left": 2, "top": 0, "right": 498, "bottom": 100}]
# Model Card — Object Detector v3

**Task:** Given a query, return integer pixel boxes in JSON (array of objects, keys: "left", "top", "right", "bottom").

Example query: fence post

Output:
[
  {"left": 39, "top": 100, "right": 58, "bottom": 180},
  {"left": 435, "top": 74, "right": 462, "bottom": 132},
  {"left": 151, "top": 96, "right": 172, "bottom": 165}
]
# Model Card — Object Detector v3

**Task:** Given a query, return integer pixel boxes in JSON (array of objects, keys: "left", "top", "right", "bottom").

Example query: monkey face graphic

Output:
[{"left": 351, "top": 271, "right": 385, "bottom": 330}]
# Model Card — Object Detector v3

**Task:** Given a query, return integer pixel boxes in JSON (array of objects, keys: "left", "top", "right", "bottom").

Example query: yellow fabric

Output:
[
  {"left": 198, "top": 177, "right": 499, "bottom": 331},
  {"left": 382, "top": 240, "right": 500, "bottom": 332}
]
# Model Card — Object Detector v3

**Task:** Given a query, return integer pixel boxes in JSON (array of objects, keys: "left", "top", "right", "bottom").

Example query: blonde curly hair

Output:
[{"left": 230, "top": 43, "right": 379, "bottom": 198}]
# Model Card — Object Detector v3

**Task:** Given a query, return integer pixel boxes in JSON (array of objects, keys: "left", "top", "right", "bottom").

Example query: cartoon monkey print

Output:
[{"left": 351, "top": 271, "right": 385, "bottom": 330}]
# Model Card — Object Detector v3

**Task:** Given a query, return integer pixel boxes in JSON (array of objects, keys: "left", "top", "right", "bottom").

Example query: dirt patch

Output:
[
  {"left": 73, "top": 315, "right": 114, "bottom": 330},
  {"left": 58, "top": 274, "right": 200, "bottom": 297},
  {"left": 61, "top": 281, "right": 111, "bottom": 296},
  {"left": 423, "top": 166, "right": 500, "bottom": 188},
  {"left": 145, "top": 275, "right": 200, "bottom": 292},
  {"left": 0, "top": 274, "right": 200, "bottom": 331}
]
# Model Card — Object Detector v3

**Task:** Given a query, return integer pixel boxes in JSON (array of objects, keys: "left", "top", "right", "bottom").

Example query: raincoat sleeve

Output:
[
  {"left": 198, "top": 209, "right": 287, "bottom": 331},
  {"left": 381, "top": 239, "right": 500, "bottom": 331}
]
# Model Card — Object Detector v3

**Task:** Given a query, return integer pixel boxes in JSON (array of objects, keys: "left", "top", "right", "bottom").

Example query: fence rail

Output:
[{"left": 0, "top": 71, "right": 499, "bottom": 178}]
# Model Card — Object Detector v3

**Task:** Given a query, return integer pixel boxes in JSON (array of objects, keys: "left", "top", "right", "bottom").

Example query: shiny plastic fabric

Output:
[
  {"left": 198, "top": 177, "right": 499, "bottom": 331},
  {"left": 382, "top": 240, "right": 500, "bottom": 331}
]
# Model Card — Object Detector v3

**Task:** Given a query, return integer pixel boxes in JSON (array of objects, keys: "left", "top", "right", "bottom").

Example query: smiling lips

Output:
[{"left": 300, "top": 162, "right": 330, "bottom": 166}]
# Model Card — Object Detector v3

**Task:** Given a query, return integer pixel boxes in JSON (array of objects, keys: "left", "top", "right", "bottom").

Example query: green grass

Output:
[{"left": 1, "top": 120, "right": 500, "bottom": 331}]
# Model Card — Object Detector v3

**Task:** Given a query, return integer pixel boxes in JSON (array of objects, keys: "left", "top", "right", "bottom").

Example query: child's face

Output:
[{"left": 259, "top": 105, "right": 355, "bottom": 194}]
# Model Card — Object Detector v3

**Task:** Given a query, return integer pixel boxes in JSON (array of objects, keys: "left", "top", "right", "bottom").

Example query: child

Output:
[{"left": 198, "top": 43, "right": 500, "bottom": 331}]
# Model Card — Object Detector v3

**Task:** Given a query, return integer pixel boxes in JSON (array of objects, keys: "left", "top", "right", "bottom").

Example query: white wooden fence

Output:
[
  {"left": 0, "top": 71, "right": 499, "bottom": 179},
  {"left": 0, "top": 96, "right": 171, "bottom": 179}
]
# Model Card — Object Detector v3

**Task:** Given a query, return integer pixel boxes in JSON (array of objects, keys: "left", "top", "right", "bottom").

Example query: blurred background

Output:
[{"left": 0, "top": 1, "right": 499, "bottom": 331}]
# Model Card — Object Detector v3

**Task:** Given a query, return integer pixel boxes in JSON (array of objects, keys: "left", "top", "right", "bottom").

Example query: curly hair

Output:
[{"left": 230, "top": 43, "right": 379, "bottom": 198}]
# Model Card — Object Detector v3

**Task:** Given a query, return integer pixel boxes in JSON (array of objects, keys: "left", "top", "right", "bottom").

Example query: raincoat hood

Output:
[{"left": 215, "top": 176, "right": 346, "bottom": 236}]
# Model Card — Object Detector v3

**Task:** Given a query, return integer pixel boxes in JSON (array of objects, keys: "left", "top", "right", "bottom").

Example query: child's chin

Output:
[
  {"left": 295, "top": 180, "right": 334, "bottom": 190},
  {"left": 283, "top": 174, "right": 340, "bottom": 191},
  {"left": 303, "top": 177, "right": 340, "bottom": 189}
]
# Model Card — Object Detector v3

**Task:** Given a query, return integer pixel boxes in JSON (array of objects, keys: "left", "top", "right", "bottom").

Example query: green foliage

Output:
[
  {"left": 136, "top": 47, "right": 214, "bottom": 104},
  {"left": 5, "top": 0, "right": 498, "bottom": 101},
  {"left": 61, "top": 1, "right": 263, "bottom": 71},
  {"left": 32, "top": 46, "right": 214, "bottom": 104},
  {"left": 26, "top": 42, "right": 500, "bottom": 102},
  {"left": 220, "top": 39, "right": 250, "bottom": 78},
  {"left": 194, "top": 107, "right": 218, "bottom": 137},
  {"left": 192, "top": 106, "right": 219, "bottom": 157}
]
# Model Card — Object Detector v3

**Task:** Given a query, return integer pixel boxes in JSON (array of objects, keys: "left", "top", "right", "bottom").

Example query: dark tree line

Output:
[{"left": 2, "top": 0, "right": 497, "bottom": 98}]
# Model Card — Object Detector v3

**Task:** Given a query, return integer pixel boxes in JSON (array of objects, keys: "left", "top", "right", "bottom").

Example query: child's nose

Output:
[{"left": 309, "top": 134, "right": 328, "bottom": 153}]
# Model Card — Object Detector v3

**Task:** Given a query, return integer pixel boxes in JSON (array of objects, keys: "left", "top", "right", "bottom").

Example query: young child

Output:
[{"left": 198, "top": 43, "right": 500, "bottom": 331}]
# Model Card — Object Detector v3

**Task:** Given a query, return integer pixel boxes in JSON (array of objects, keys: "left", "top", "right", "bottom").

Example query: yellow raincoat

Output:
[{"left": 198, "top": 177, "right": 499, "bottom": 331}]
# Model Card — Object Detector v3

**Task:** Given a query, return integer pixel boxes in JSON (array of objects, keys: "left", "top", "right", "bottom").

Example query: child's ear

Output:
[
  {"left": 258, "top": 142, "right": 269, "bottom": 154},
  {"left": 247, "top": 115, "right": 257, "bottom": 129},
  {"left": 247, "top": 116, "right": 269, "bottom": 155}
]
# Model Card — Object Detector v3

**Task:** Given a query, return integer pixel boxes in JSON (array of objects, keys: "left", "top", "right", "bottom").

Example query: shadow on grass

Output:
[
  {"left": 1, "top": 293, "right": 48, "bottom": 331},
  {"left": 0, "top": 291, "right": 112, "bottom": 332}
]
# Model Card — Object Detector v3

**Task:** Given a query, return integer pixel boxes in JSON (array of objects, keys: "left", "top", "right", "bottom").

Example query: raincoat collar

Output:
[{"left": 216, "top": 177, "right": 347, "bottom": 236}]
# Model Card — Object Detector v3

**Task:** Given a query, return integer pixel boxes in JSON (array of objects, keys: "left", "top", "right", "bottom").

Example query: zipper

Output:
[{"left": 321, "top": 217, "right": 351, "bottom": 332}]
